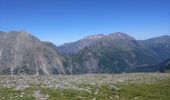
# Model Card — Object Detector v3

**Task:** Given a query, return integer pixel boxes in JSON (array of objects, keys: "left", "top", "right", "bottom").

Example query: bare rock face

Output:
[{"left": 0, "top": 31, "right": 65, "bottom": 75}]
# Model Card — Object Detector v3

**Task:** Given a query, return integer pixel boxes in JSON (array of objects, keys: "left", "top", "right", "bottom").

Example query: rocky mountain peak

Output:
[
  {"left": 84, "top": 34, "right": 105, "bottom": 40},
  {"left": 109, "top": 32, "right": 135, "bottom": 40}
]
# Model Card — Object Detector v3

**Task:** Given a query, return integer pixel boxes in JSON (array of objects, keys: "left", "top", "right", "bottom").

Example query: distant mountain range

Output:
[
  {"left": 0, "top": 31, "right": 170, "bottom": 74},
  {"left": 59, "top": 32, "right": 170, "bottom": 74}
]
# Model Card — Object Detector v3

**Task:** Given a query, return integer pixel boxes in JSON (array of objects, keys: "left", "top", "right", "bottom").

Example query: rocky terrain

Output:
[
  {"left": 0, "top": 31, "right": 65, "bottom": 75},
  {"left": 0, "top": 73, "right": 170, "bottom": 100}
]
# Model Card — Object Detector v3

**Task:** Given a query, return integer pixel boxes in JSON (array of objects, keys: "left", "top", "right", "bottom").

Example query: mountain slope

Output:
[
  {"left": 139, "top": 35, "right": 170, "bottom": 61},
  {"left": 157, "top": 58, "right": 170, "bottom": 72},
  {"left": 58, "top": 34, "right": 105, "bottom": 55},
  {"left": 59, "top": 32, "right": 170, "bottom": 73},
  {"left": 0, "top": 31, "right": 65, "bottom": 75},
  {"left": 130, "top": 58, "right": 170, "bottom": 72}
]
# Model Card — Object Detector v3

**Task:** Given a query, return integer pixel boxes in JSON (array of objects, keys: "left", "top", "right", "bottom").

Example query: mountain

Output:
[
  {"left": 0, "top": 31, "right": 169, "bottom": 75},
  {"left": 0, "top": 31, "right": 65, "bottom": 75},
  {"left": 59, "top": 33, "right": 135, "bottom": 55},
  {"left": 59, "top": 34, "right": 106, "bottom": 55},
  {"left": 139, "top": 35, "right": 170, "bottom": 61},
  {"left": 130, "top": 58, "right": 170, "bottom": 72},
  {"left": 157, "top": 58, "right": 170, "bottom": 72},
  {"left": 59, "top": 32, "right": 170, "bottom": 74}
]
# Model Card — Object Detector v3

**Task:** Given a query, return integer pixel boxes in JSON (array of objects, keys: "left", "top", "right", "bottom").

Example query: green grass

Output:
[
  {"left": 40, "top": 78, "right": 170, "bottom": 100},
  {"left": 117, "top": 79, "right": 170, "bottom": 100},
  {"left": 40, "top": 85, "right": 117, "bottom": 100},
  {"left": 0, "top": 87, "right": 35, "bottom": 100}
]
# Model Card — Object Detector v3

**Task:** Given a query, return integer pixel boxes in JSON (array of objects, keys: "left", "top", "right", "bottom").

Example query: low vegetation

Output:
[{"left": 0, "top": 73, "right": 169, "bottom": 100}]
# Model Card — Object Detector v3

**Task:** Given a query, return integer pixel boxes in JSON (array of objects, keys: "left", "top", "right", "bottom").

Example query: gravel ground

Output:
[{"left": 0, "top": 73, "right": 169, "bottom": 90}]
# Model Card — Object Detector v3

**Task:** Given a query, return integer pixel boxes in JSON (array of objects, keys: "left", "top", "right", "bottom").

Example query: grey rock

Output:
[{"left": 0, "top": 31, "right": 65, "bottom": 75}]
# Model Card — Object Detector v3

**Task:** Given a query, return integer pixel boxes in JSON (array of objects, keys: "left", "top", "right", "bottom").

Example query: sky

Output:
[{"left": 0, "top": 0, "right": 170, "bottom": 45}]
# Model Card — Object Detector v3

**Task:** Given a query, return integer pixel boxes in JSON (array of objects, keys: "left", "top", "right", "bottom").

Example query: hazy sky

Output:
[{"left": 0, "top": 0, "right": 170, "bottom": 45}]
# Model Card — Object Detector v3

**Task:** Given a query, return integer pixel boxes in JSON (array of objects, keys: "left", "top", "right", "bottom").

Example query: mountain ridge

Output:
[
  {"left": 59, "top": 32, "right": 170, "bottom": 74},
  {"left": 0, "top": 31, "right": 170, "bottom": 74}
]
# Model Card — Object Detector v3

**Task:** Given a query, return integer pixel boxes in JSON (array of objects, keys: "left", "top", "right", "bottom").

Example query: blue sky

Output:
[{"left": 0, "top": 0, "right": 170, "bottom": 45}]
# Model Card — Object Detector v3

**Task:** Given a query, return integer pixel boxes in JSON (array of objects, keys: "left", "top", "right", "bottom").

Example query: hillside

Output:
[
  {"left": 59, "top": 32, "right": 170, "bottom": 74},
  {"left": 0, "top": 31, "right": 65, "bottom": 75}
]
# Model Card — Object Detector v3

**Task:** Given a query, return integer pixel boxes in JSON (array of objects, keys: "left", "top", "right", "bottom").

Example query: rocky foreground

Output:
[{"left": 0, "top": 73, "right": 170, "bottom": 100}]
